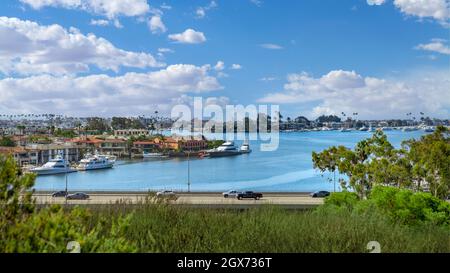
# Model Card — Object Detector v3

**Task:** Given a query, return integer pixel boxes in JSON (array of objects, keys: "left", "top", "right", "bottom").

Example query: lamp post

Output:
[
  {"left": 187, "top": 149, "right": 191, "bottom": 193},
  {"left": 64, "top": 169, "right": 68, "bottom": 205}
]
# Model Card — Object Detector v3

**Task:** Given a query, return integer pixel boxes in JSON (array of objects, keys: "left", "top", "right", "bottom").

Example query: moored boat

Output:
[
  {"left": 31, "top": 155, "right": 76, "bottom": 175},
  {"left": 77, "top": 154, "right": 116, "bottom": 171},
  {"left": 207, "top": 141, "right": 242, "bottom": 157},
  {"left": 239, "top": 142, "right": 252, "bottom": 154}
]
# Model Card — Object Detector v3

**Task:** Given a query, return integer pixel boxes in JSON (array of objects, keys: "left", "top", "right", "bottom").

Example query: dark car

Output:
[
  {"left": 52, "top": 190, "right": 68, "bottom": 197},
  {"left": 310, "top": 191, "right": 331, "bottom": 198},
  {"left": 66, "top": 192, "right": 90, "bottom": 200},
  {"left": 237, "top": 191, "right": 263, "bottom": 200}
]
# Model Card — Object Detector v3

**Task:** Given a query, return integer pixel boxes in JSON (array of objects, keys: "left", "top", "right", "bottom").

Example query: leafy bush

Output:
[
  {"left": 0, "top": 154, "right": 136, "bottom": 253},
  {"left": 1, "top": 205, "right": 136, "bottom": 253},
  {"left": 324, "top": 186, "right": 450, "bottom": 227},
  {"left": 367, "top": 186, "right": 450, "bottom": 226},
  {"left": 323, "top": 191, "right": 359, "bottom": 210}
]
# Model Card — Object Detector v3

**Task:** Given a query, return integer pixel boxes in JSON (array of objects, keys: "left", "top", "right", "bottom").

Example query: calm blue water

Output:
[{"left": 34, "top": 131, "right": 426, "bottom": 192}]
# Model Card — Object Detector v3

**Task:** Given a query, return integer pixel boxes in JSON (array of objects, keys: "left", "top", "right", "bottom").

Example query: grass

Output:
[{"left": 84, "top": 201, "right": 450, "bottom": 253}]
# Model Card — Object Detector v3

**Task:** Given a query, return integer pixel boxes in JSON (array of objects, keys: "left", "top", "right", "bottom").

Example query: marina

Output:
[{"left": 34, "top": 130, "right": 428, "bottom": 192}]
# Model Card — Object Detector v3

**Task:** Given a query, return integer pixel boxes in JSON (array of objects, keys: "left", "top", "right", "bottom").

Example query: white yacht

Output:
[
  {"left": 207, "top": 141, "right": 241, "bottom": 157},
  {"left": 424, "top": 126, "right": 435, "bottom": 133},
  {"left": 31, "top": 156, "right": 76, "bottom": 175},
  {"left": 143, "top": 151, "right": 167, "bottom": 158},
  {"left": 77, "top": 154, "right": 116, "bottom": 171},
  {"left": 239, "top": 142, "right": 252, "bottom": 154}
]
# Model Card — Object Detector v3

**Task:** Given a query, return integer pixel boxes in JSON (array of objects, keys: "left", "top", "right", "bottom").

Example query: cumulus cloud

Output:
[
  {"left": 260, "top": 43, "right": 284, "bottom": 50},
  {"left": 394, "top": 0, "right": 450, "bottom": 21},
  {"left": 0, "top": 17, "right": 163, "bottom": 76},
  {"left": 367, "top": 0, "right": 386, "bottom": 5},
  {"left": 231, "top": 64, "right": 242, "bottom": 70},
  {"left": 367, "top": 0, "right": 450, "bottom": 24},
  {"left": 168, "top": 28, "right": 206, "bottom": 44},
  {"left": 259, "top": 69, "right": 450, "bottom": 119},
  {"left": 214, "top": 61, "right": 225, "bottom": 71},
  {"left": 0, "top": 64, "right": 223, "bottom": 116},
  {"left": 415, "top": 38, "right": 450, "bottom": 55},
  {"left": 19, "top": 0, "right": 151, "bottom": 19},
  {"left": 148, "top": 16, "right": 167, "bottom": 34}
]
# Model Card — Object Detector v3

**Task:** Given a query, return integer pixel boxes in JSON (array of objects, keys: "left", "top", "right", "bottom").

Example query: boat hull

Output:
[
  {"left": 208, "top": 151, "right": 243, "bottom": 158},
  {"left": 31, "top": 168, "right": 77, "bottom": 175},
  {"left": 77, "top": 164, "right": 114, "bottom": 171}
]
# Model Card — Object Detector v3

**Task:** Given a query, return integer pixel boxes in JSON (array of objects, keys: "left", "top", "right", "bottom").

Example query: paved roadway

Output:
[{"left": 33, "top": 192, "right": 324, "bottom": 209}]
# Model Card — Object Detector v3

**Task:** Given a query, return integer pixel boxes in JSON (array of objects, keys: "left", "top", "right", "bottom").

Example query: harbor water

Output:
[{"left": 34, "top": 130, "right": 426, "bottom": 192}]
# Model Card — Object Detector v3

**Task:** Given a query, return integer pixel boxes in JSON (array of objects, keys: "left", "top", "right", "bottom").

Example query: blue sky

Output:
[{"left": 0, "top": 0, "right": 449, "bottom": 119}]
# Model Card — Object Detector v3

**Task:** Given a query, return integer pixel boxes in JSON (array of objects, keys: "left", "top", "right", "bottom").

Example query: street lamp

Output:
[
  {"left": 64, "top": 169, "right": 68, "bottom": 205},
  {"left": 187, "top": 149, "right": 191, "bottom": 193}
]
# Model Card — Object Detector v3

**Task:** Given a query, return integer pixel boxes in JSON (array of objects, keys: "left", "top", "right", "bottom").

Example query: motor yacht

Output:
[
  {"left": 77, "top": 154, "right": 116, "bottom": 171},
  {"left": 31, "top": 155, "right": 76, "bottom": 175}
]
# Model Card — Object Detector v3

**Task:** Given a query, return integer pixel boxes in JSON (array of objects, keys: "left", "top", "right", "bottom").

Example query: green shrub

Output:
[
  {"left": 368, "top": 186, "right": 450, "bottom": 226},
  {"left": 0, "top": 205, "right": 137, "bottom": 253},
  {"left": 324, "top": 191, "right": 360, "bottom": 210}
]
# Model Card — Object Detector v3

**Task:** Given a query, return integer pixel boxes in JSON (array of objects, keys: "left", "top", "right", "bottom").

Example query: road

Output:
[{"left": 33, "top": 192, "right": 324, "bottom": 209}]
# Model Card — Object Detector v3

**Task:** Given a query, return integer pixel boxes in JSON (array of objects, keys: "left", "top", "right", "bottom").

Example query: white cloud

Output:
[
  {"left": 260, "top": 43, "right": 283, "bottom": 50},
  {"left": 394, "top": 0, "right": 450, "bottom": 21},
  {"left": 0, "top": 64, "right": 223, "bottom": 116},
  {"left": 148, "top": 16, "right": 167, "bottom": 34},
  {"left": 415, "top": 38, "right": 450, "bottom": 55},
  {"left": 195, "top": 1, "right": 218, "bottom": 19},
  {"left": 214, "top": 61, "right": 225, "bottom": 71},
  {"left": 259, "top": 69, "right": 450, "bottom": 119},
  {"left": 160, "top": 3, "right": 172, "bottom": 10},
  {"left": 90, "top": 19, "right": 109, "bottom": 26},
  {"left": 260, "top": 77, "right": 277, "bottom": 81},
  {"left": 168, "top": 28, "right": 206, "bottom": 44},
  {"left": 196, "top": 8, "right": 206, "bottom": 19},
  {"left": 367, "top": 0, "right": 386, "bottom": 5},
  {"left": 231, "top": 64, "right": 242, "bottom": 70},
  {"left": 19, "top": 0, "right": 151, "bottom": 19},
  {"left": 320, "top": 70, "right": 365, "bottom": 89},
  {"left": 367, "top": 0, "right": 450, "bottom": 24},
  {"left": 217, "top": 72, "right": 229, "bottom": 78},
  {"left": 158, "top": 48, "right": 174, "bottom": 53},
  {"left": 0, "top": 16, "right": 163, "bottom": 76},
  {"left": 250, "top": 0, "right": 263, "bottom": 7}
]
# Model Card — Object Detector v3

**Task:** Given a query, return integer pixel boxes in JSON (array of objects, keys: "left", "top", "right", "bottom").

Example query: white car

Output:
[
  {"left": 222, "top": 190, "right": 240, "bottom": 198},
  {"left": 156, "top": 190, "right": 177, "bottom": 200}
]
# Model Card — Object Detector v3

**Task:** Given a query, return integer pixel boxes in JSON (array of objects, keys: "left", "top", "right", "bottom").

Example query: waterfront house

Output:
[
  {"left": 151, "top": 136, "right": 207, "bottom": 152},
  {"left": 0, "top": 146, "right": 33, "bottom": 166},
  {"left": 0, "top": 142, "right": 83, "bottom": 166},
  {"left": 178, "top": 137, "right": 208, "bottom": 151},
  {"left": 132, "top": 141, "right": 159, "bottom": 157},
  {"left": 70, "top": 137, "right": 103, "bottom": 151},
  {"left": 114, "top": 129, "right": 149, "bottom": 137},
  {"left": 26, "top": 143, "right": 82, "bottom": 164},
  {"left": 153, "top": 137, "right": 179, "bottom": 151},
  {"left": 98, "top": 138, "right": 128, "bottom": 157}
]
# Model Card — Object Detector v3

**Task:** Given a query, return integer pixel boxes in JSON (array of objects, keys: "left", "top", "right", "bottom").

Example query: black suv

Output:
[{"left": 236, "top": 191, "right": 263, "bottom": 200}]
